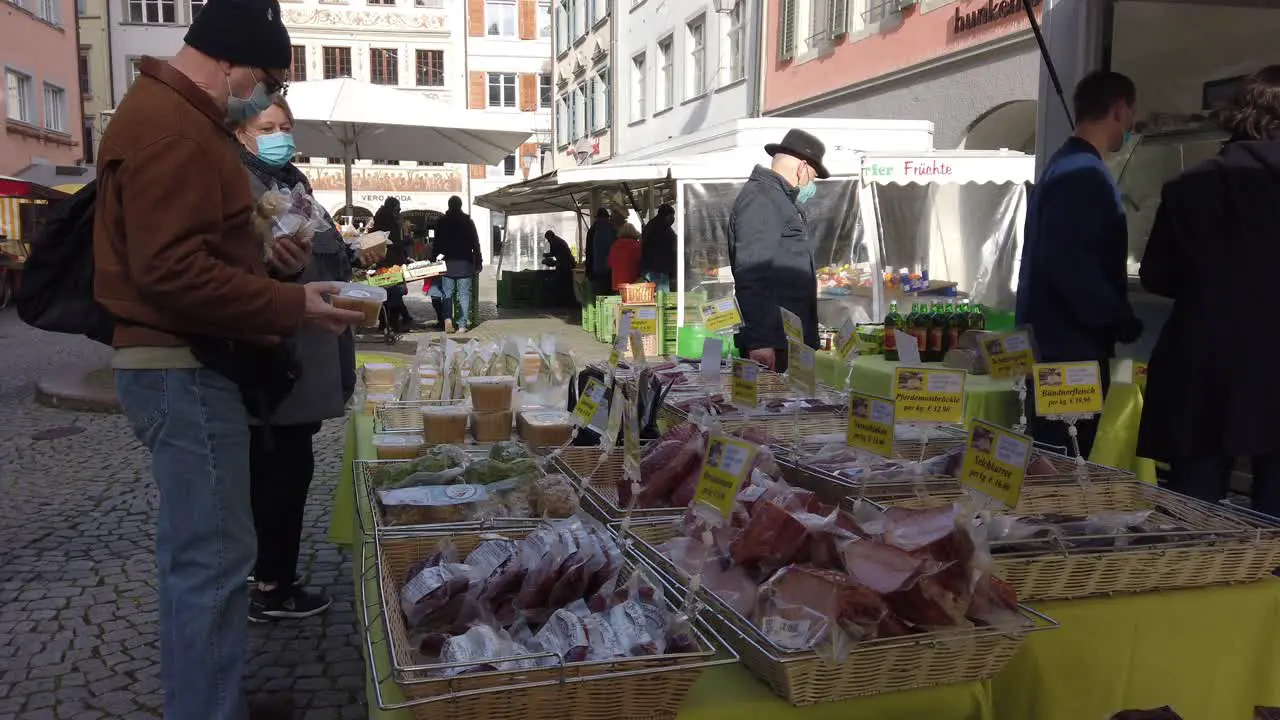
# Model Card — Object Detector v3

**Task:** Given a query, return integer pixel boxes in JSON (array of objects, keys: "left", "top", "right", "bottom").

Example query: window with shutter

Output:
[
  {"left": 777, "top": 0, "right": 796, "bottom": 61},
  {"left": 468, "top": 71, "right": 487, "bottom": 109},
  {"left": 829, "top": 0, "right": 848, "bottom": 39},
  {"left": 519, "top": 74, "right": 537, "bottom": 111}
]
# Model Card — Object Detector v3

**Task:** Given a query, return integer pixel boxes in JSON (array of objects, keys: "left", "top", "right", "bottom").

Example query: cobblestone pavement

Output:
[{"left": 0, "top": 293, "right": 603, "bottom": 720}]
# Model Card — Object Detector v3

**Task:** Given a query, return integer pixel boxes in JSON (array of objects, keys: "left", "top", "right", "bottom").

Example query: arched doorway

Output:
[
  {"left": 960, "top": 100, "right": 1038, "bottom": 153},
  {"left": 333, "top": 204, "right": 374, "bottom": 230}
]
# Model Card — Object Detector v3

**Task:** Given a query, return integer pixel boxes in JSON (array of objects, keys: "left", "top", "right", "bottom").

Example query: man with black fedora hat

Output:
[
  {"left": 93, "top": 0, "right": 362, "bottom": 717},
  {"left": 728, "top": 129, "right": 829, "bottom": 373}
]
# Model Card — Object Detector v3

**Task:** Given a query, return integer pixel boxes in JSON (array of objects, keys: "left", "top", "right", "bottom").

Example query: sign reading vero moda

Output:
[{"left": 953, "top": 0, "right": 1043, "bottom": 35}]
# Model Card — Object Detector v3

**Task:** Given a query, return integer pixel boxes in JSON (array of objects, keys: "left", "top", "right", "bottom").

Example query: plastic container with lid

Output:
[
  {"left": 330, "top": 282, "right": 388, "bottom": 327},
  {"left": 466, "top": 376, "right": 517, "bottom": 412},
  {"left": 422, "top": 404, "right": 469, "bottom": 445},
  {"left": 517, "top": 409, "right": 575, "bottom": 448},
  {"left": 362, "top": 392, "right": 398, "bottom": 415},
  {"left": 471, "top": 410, "right": 514, "bottom": 443},
  {"left": 372, "top": 432, "right": 424, "bottom": 460},
  {"left": 362, "top": 362, "right": 398, "bottom": 387}
]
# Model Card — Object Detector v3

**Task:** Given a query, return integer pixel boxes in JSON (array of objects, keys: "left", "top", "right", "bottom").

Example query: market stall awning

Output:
[
  {"left": 0, "top": 174, "right": 73, "bottom": 201},
  {"left": 12, "top": 163, "right": 94, "bottom": 195},
  {"left": 858, "top": 150, "right": 1035, "bottom": 185}
]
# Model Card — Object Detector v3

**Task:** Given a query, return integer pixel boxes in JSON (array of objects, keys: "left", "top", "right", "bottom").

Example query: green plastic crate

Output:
[{"left": 581, "top": 303, "right": 596, "bottom": 333}]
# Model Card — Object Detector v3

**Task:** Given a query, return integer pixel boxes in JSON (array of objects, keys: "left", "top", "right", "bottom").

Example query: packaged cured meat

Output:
[
  {"left": 607, "top": 600, "right": 669, "bottom": 656},
  {"left": 532, "top": 608, "right": 591, "bottom": 662},
  {"left": 465, "top": 537, "right": 523, "bottom": 609},
  {"left": 401, "top": 562, "right": 472, "bottom": 629},
  {"left": 966, "top": 574, "right": 1027, "bottom": 629},
  {"left": 533, "top": 473, "right": 581, "bottom": 518},
  {"left": 378, "top": 484, "right": 491, "bottom": 526},
  {"left": 838, "top": 536, "right": 923, "bottom": 595},
  {"left": 729, "top": 500, "right": 811, "bottom": 577},
  {"left": 439, "top": 625, "right": 535, "bottom": 676}
]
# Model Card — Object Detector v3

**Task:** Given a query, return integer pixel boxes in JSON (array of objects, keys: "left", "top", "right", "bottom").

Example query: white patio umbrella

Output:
[{"left": 285, "top": 78, "right": 534, "bottom": 212}]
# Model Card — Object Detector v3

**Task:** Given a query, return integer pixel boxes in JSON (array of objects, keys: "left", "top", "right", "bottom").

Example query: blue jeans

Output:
[
  {"left": 442, "top": 275, "right": 474, "bottom": 329},
  {"left": 116, "top": 368, "right": 255, "bottom": 720}
]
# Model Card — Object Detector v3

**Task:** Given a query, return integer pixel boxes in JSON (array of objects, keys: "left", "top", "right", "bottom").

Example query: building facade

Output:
[
  {"left": 550, "top": 0, "right": 613, "bottom": 169},
  {"left": 282, "top": 0, "right": 469, "bottom": 241},
  {"left": 106, "top": 0, "right": 202, "bottom": 106},
  {"left": 762, "top": 0, "right": 1044, "bottom": 152},
  {"left": 612, "top": 0, "right": 763, "bottom": 160},
  {"left": 76, "top": 0, "right": 112, "bottom": 162},
  {"left": 464, "top": 0, "right": 554, "bottom": 252},
  {"left": 2, "top": 0, "right": 85, "bottom": 172}
]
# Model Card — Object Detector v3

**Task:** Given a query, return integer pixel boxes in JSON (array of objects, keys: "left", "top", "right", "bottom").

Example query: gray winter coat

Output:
[{"left": 243, "top": 153, "right": 356, "bottom": 427}]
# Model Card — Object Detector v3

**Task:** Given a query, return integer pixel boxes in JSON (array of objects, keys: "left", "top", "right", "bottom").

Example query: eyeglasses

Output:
[{"left": 254, "top": 68, "right": 289, "bottom": 96}]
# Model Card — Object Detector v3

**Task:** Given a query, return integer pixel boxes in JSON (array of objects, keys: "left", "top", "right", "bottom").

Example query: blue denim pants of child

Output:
[
  {"left": 442, "top": 275, "right": 474, "bottom": 330},
  {"left": 116, "top": 368, "right": 256, "bottom": 720}
]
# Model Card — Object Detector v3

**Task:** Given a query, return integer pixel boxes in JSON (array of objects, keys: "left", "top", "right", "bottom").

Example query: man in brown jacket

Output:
[{"left": 92, "top": 0, "right": 361, "bottom": 717}]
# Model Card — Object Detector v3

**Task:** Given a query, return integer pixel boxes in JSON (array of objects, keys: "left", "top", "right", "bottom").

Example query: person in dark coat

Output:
[
  {"left": 584, "top": 207, "right": 616, "bottom": 296},
  {"left": 433, "top": 195, "right": 482, "bottom": 333},
  {"left": 639, "top": 203, "right": 677, "bottom": 289},
  {"left": 1138, "top": 65, "right": 1280, "bottom": 515},
  {"left": 728, "top": 129, "right": 828, "bottom": 373},
  {"left": 371, "top": 196, "right": 414, "bottom": 330},
  {"left": 1015, "top": 70, "right": 1143, "bottom": 458},
  {"left": 542, "top": 230, "right": 576, "bottom": 306}
]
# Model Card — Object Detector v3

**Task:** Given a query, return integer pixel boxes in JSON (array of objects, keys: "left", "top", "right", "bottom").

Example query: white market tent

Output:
[{"left": 476, "top": 126, "right": 1032, "bottom": 326}]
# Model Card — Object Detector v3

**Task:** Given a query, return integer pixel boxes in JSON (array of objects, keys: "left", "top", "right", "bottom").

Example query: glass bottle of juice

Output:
[
  {"left": 943, "top": 301, "right": 961, "bottom": 353},
  {"left": 883, "top": 300, "right": 903, "bottom": 361},
  {"left": 910, "top": 302, "right": 930, "bottom": 357},
  {"left": 927, "top": 301, "right": 945, "bottom": 362},
  {"left": 969, "top": 301, "right": 987, "bottom": 331}
]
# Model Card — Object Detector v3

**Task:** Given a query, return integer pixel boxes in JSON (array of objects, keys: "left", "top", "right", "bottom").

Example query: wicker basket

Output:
[
  {"left": 623, "top": 523, "right": 1053, "bottom": 706},
  {"left": 375, "top": 399, "right": 474, "bottom": 434},
  {"left": 373, "top": 531, "right": 736, "bottom": 720},
  {"left": 552, "top": 446, "right": 683, "bottom": 523},
  {"left": 619, "top": 283, "right": 656, "bottom": 305},
  {"left": 880, "top": 478, "right": 1280, "bottom": 601}
]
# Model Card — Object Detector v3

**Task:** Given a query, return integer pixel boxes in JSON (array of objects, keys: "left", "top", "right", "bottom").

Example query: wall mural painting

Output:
[{"left": 302, "top": 167, "right": 463, "bottom": 193}]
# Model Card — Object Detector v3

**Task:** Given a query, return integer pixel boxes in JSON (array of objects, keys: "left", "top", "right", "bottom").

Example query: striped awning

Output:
[{"left": 0, "top": 197, "right": 24, "bottom": 240}]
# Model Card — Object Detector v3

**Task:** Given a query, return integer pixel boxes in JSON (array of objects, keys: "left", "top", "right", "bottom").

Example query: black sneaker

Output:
[
  {"left": 249, "top": 587, "right": 332, "bottom": 623},
  {"left": 247, "top": 571, "right": 308, "bottom": 587}
]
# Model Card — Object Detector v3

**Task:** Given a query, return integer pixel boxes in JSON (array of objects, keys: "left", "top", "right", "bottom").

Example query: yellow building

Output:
[{"left": 76, "top": 0, "right": 114, "bottom": 163}]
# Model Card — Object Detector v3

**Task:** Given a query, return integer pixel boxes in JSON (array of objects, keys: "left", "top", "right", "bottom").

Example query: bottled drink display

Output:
[
  {"left": 968, "top": 301, "right": 986, "bottom": 331},
  {"left": 883, "top": 300, "right": 903, "bottom": 361},
  {"left": 944, "top": 301, "right": 961, "bottom": 353},
  {"left": 927, "top": 300, "right": 945, "bottom": 362},
  {"left": 909, "top": 302, "right": 929, "bottom": 356}
]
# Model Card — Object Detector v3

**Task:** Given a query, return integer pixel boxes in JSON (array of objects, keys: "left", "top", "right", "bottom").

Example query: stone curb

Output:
[{"left": 35, "top": 364, "right": 121, "bottom": 414}]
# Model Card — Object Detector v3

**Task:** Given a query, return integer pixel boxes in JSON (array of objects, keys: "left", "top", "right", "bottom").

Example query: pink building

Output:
[
  {"left": 763, "top": 0, "right": 1044, "bottom": 151},
  {"left": 1, "top": 0, "right": 84, "bottom": 174}
]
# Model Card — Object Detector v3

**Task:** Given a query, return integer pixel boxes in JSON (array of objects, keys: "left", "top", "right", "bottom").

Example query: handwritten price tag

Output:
[
  {"left": 980, "top": 330, "right": 1037, "bottom": 379},
  {"left": 731, "top": 358, "right": 759, "bottom": 408},
  {"left": 893, "top": 367, "right": 966, "bottom": 424},
  {"left": 846, "top": 391, "right": 894, "bottom": 458},
  {"left": 959, "top": 419, "right": 1032, "bottom": 508},
  {"left": 1032, "top": 361, "right": 1103, "bottom": 416},
  {"left": 701, "top": 296, "right": 743, "bottom": 334},
  {"left": 693, "top": 436, "right": 759, "bottom": 518}
]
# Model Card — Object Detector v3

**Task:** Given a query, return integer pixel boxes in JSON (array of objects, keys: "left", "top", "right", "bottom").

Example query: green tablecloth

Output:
[
  {"left": 816, "top": 353, "right": 1021, "bottom": 428},
  {"left": 331, "top": 412, "right": 1280, "bottom": 720}
]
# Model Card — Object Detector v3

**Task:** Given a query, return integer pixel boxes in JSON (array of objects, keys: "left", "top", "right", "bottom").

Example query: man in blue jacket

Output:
[{"left": 1016, "top": 70, "right": 1144, "bottom": 457}]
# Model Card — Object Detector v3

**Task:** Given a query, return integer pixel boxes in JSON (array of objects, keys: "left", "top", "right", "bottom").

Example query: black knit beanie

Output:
[{"left": 184, "top": 0, "right": 291, "bottom": 71}]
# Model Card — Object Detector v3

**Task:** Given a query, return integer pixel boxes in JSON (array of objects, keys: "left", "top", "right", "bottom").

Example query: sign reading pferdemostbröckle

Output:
[{"left": 893, "top": 367, "right": 966, "bottom": 424}]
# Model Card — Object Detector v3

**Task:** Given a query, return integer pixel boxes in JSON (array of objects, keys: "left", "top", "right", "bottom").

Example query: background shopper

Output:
[
  {"left": 608, "top": 222, "right": 642, "bottom": 290},
  {"left": 372, "top": 197, "right": 415, "bottom": 331},
  {"left": 584, "top": 207, "right": 616, "bottom": 296},
  {"left": 639, "top": 203, "right": 678, "bottom": 290},
  {"left": 234, "top": 96, "right": 353, "bottom": 621},
  {"left": 434, "top": 195, "right": 483, "bottom": 333},
  {"left": 1139, "top": 65, "right": 1280, "bottom": 516}
]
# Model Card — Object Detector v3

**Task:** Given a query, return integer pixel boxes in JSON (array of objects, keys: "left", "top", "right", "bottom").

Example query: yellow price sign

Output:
[
  {"left": 693, "top": 436, "right": 759, "bottom": 518},
  {"left": 1032, "top": 361, "right": 1103, "bottom": 416},
  {"left": 572, "top": 377, "right": 608, "bottom": 431},
  {"left": 701, "top": 296, "right": 743, "bottom": 334},
  {"left": 835, "top": 317, "right": 858, "bottom": 360},
  {"left": 979, "top": 330, "right": 1037, "bottom": 379},
  {"left": 846, "top": 391, "right": 894, "bottom": 458},
  {"left": 788, "top": 340, "right": 817, "bottom": 396},
  {"left": 631, "top": 306, "right": 658, "bottom": 335},
  {"left": 893, "top": 367, "right": 966, "bottom": 424},
  {"left": 1134, "top": 362, "right": 1148, "bottom": 392},
  {"left": 780, "top": 307, "right": 804, "bottom": 345},
  {"left": 959, "top": 419, "right": 1032, "bottom": 508},
  {"left": 731, "top": 358, "right": 759, "bottom": 408}
]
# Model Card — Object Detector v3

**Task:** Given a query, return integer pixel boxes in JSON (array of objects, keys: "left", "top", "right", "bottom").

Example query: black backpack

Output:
[{"left": 16, "top": 181, "right": 116, "bottom": 345}]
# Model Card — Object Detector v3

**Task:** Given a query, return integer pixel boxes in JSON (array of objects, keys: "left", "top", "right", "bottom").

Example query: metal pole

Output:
[{"left": 1023, "top": 0, "right": 1075, "bottom": 130}]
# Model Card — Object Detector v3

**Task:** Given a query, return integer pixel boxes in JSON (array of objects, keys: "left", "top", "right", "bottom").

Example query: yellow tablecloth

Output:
[
  {"left": 816, "top": 353, "right": 1022, "bottom": 428},
  {"left": 332, "top": 415, "right": 1280, "bottom": 720}
]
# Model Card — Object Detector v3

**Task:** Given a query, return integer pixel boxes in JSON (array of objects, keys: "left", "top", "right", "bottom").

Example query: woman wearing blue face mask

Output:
[{"left": 233, "top": 96, "right": 356, "bottom": 622}]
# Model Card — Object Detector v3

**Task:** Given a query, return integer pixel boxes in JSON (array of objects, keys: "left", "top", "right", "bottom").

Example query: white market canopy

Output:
[
  {"left": 858, "top": 150, "right": 1036, "bottom": 185},
  {"left": 286, "top": 78, "right": 533, "bottom": 166}
]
